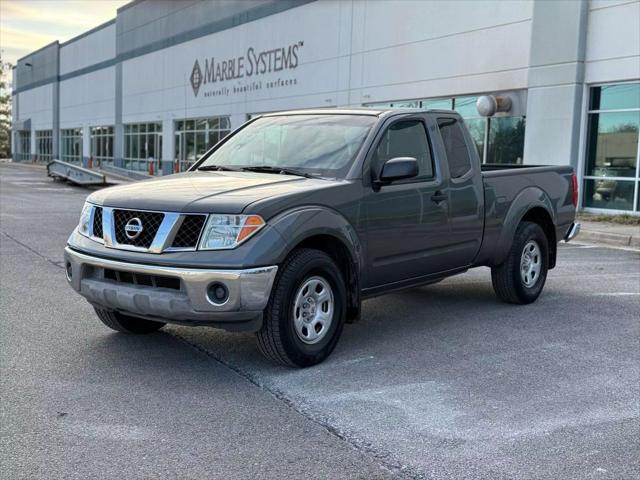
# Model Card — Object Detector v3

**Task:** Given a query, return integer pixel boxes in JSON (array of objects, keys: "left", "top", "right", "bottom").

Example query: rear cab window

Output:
[{"left": 437, "top": 117, "right": 472, "bottom": 179}]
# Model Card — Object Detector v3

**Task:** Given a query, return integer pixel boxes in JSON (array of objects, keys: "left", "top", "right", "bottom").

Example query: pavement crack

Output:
[
  {"left": 168, "top": 330, "right": 426, "bottom": 480},
  {"left": 1, "top": 231, "right": 64, "bottom": 270}
]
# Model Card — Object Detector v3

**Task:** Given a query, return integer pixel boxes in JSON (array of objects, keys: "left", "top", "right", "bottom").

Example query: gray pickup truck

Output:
[{"left": 65, "top": 108, "right": 580, "bottom": 367}]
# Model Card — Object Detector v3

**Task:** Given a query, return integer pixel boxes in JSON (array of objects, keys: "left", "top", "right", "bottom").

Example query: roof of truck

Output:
[{"left": 262, "top": 107, "right": 457, "bottom": 118}]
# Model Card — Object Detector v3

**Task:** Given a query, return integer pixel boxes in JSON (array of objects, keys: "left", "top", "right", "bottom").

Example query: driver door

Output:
[{"left": 362, "top": 116, "right": 450, "bottom": 288}]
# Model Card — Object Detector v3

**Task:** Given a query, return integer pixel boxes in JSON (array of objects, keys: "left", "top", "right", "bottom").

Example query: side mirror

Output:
[{"left": 376, "top": 157, "right": 418, "bottom": 185}]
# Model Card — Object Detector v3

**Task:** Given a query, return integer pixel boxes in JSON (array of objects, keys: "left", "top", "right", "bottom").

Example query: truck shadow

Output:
[
  {"left": 165, "top": 278, "right": 527, "bottom": 371},
  {"left": 77, "top": 277, "right": 542, "bottom": 378}
]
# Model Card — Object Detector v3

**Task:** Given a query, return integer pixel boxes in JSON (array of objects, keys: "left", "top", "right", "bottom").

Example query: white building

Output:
[{"left": 11, "top": 0, "right": 640, "bottom": 213}]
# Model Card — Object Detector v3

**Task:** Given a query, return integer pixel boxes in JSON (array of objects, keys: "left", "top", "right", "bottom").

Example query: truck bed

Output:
[
  {"left": 481, "top": 163, "right": 573, "bottom": 175},
  {"left": 476, "top": 162, "right": 576, "bottom": 267}
]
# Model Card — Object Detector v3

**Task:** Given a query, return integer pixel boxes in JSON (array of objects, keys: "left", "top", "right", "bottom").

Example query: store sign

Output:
[{"left": 190, "top": 41, "right": 304, "bottom": 98}]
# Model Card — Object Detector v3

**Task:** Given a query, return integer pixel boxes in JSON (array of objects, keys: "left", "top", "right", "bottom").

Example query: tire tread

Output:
[
  {"left": 256, "top": 248, "right": 343, "bottom": 367},
  {"left": 491, "top": 221, "right": 548, "bottom": 305}
]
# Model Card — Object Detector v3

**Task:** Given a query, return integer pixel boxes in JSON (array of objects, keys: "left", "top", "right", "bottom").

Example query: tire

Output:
[
  {"left": 491, "top": 221, "right": 549, "bottom": 305},
  {"left": 94, "top": 307, "right": 165, "bottom": 334},
  {"left": 256, "top": 248, "right": 347, "bottom": 367}
]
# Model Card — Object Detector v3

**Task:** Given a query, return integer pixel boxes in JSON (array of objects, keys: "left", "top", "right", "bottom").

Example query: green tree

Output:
[{"left": 0, "top": 53, "right": 12, "bottom": 158}]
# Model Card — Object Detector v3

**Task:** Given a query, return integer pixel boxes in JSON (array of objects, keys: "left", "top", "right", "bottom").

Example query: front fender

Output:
[
  {"left": 269, "top": 206, "right": 363, "bottom": 270},
  {"left": 491, "top": 186, "right": 555, "bottom": 266}
]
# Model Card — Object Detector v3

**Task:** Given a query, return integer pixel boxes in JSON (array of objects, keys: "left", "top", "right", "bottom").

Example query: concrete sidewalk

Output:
[{"left": 577, "top": 220, "right": 640, "bottom": 250}]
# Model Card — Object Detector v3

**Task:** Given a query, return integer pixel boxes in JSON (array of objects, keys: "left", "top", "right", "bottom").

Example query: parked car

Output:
[{"left": 65, "top": 109, "right": 580, "bottom": 367}]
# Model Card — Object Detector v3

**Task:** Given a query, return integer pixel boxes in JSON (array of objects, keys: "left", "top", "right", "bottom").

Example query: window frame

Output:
[
  {"left": 123, "top": 122, "right": 162, "bottom": 172},
  {"left": 35, "top": 130, "right": 53, "bottom": 162},
  {"left": 60, "top": 128, "right": 83, "bottom": 164},
  {"left": 174, "top": 116, "right": 232, "bottom": 171},
  {"left": 582, "top": 80, "right": 640, "bottom": 214},
  {"left": 435, "top": 115, "right": 475, "bottom": 182},
  {"left": 90, "top": 125, "right": 114, "bottom": 166},
  {"left": 364, "top": 114, "right": 437, "bottom": 186}
]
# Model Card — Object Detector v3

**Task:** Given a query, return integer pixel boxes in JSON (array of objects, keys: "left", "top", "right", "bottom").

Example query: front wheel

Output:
[
  {"left": 256, "top": 248, "right": 347, "bottom": 367},
  {"left": 94, "top": 308, "right": 165, "bottom": 334},
  {"left": 491, "top": 221, "right": 549, "bottom": 304}
]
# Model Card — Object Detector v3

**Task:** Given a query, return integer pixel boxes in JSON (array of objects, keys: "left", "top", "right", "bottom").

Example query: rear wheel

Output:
[
  {"left": 94, "top": 307, "right": 165, "bottom": 334},
  {"left": 491, "top": 221, "right": 549, "bottom": 304},
  {"left": 256, "top": 248, "right": 347, "bottom": 367}
]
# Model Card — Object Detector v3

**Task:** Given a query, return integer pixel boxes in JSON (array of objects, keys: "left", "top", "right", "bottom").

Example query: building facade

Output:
[{"left": 11, "top": 0, "right": 640, "bottom": 213}]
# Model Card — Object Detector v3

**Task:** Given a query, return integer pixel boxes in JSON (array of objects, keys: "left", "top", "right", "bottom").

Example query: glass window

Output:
[
  {"left": 584, "top": 82, "right": 640, "bottom": 212},
  {"left": 453, "top": 96, "right": 489, "bottom": 161},
  {"left": 35, "top": 130, "right": 53, "bottom": 162},
  {"left": 199, "top": 114, "right": 376, "bottom": 178},
  {"left": 423, "top": 98, "right": 453, "bottom": 110},
  {"left": 583, "top": 178, "right": 635, "bottom": 211},
  {"left": 437, "top": 117, "right": 472, "bottom": 179},
  {"left": 60, "top": 128, "right": 83, "bottom": 164},
  {"left": 365, "top": 102, "right": 394, "bottom": 109},
  {"left": 373, "top": 120, "right": 433, "bottom": 179},
  {"left": 15, "top": 131, "right": 31, "bottom": 162},
  {"left": 487, "top": 117, "right": 525, "bottom": 164},
  {"left": 364, "top": 93, "right": 527, "bottom": 166},
  {"left": 590, "top": 83, "right": 640, "bottom": 111},
  {"left": 463, "top": 118, "right": 485, "bottom": 158},
  {"left": 174, "top": 116, "right": 232, "bottom": 171},
  {"left": 124, "top": 122, "right": 163, "bottom": 172},
  {"left": 390, "top": 101, "right": 420, "bottom": 109},
  {"left": 585, "top": 112, "right": 639, "bottom": 178},
  {"left": 453, "top": 96, "right": 479, "bottom": 117},
  {"left": 90, "top": 125, "right": 114, "bottom": 167}
]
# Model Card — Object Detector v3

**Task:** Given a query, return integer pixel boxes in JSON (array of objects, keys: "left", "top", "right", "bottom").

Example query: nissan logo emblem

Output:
[{"left": 124, "top": 217, "right": 144, "bottom": 240}]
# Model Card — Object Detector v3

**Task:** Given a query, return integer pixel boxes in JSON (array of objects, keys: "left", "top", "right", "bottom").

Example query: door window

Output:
[
  {"left": 437, "top": 117, "right": 472, "bottom": 179},
  {"left": 372, "top": 120, "right": 433, "bottom": 179}
]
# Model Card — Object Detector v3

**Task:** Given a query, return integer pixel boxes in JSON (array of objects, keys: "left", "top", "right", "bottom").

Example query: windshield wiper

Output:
[
  {"left": 239, "top": 166, "right": 316, "bottom": 178},
  {"left": 197, "top": 165, "right": 241, "bottom": 172}
]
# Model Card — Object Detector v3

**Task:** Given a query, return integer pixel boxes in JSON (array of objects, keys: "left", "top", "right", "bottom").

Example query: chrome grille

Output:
[
  {"left": 113, "top": 210, "right": 164, "bottom": 248},
  {"left": 171, "top": 215, "right": 206, "bottom": 248},
  {"left": 92, "top": 207, "right": 103, "bottom": 239}
]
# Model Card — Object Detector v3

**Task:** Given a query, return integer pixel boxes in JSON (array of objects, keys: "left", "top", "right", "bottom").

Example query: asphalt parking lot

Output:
[{"left": 1, "top": 162, "right": 639, "bottom": 480}]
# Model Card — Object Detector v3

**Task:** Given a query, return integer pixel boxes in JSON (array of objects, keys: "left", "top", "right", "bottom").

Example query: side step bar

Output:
[{"left": 47, "top": 160, "right": 106, "bottom": 186}]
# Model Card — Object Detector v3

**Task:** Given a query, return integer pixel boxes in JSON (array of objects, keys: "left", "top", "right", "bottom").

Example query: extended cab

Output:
[{"left": 65, "top": 109, "right": 580, "bottom": 367}]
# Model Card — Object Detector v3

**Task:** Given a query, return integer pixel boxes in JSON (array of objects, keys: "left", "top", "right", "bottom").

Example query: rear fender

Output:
[{"left": 492, "top": 187, "right": 556, "bottom": 266}]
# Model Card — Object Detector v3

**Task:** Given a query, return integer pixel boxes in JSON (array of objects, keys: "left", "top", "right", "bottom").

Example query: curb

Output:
[{"left": 576, "top": 230, "right": 640, "bottom": 249}]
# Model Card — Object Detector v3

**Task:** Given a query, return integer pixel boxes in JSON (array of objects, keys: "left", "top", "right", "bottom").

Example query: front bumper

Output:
[{"left": 64, "top": 247, "right": 277, "bottom": 331}]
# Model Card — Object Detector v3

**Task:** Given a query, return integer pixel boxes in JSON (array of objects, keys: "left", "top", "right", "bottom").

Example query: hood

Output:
[{"left": 87, "top": 171, "right": 340, "bottom": 214}]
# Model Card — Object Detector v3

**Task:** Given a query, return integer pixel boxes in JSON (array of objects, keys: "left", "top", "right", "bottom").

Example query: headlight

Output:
[
  {"left": 78, "top": 202, "right": 93, "bottom": 237},
  {"left": 199, "top": 214, "right": 265, "bottom": 250}
]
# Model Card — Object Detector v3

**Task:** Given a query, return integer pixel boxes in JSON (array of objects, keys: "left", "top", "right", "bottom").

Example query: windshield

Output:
[{"left": 198, "top": 114, "right": 376, "bottom": 177}]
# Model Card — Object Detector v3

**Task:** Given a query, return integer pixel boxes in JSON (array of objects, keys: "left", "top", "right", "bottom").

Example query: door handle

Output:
[{"left": 431, "top": 191, "right": 447, "bottom": 203}]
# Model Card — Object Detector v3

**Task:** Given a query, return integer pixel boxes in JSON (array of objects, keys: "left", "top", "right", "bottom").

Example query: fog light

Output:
[
  {"left": 65, "top": 262, "right": 73, "bottom": 281},
  {"left": 207, "top": 282, "right": 229, "bottom": 305}
]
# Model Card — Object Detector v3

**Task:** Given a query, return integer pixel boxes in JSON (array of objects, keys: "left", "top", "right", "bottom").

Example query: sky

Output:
[{"left": 1, "top": 0, "right": 129, "bottom": 66}]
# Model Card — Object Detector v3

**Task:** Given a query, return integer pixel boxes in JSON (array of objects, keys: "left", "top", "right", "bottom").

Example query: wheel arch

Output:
[
  {"left": 492, "top": 187, "right": 557, "bottom": 268},
  {"left": 287, "top": 234, "right": 361, "bottom": 323},
  {"left": 521, "top": 206, "right": 557, "bottom": 269},
  {"left": 269, "top": 206, "right": 363, "bottom": 322}
]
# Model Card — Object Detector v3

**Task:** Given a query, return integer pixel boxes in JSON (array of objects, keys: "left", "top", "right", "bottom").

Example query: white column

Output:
[
  {"left": 161, "top": 117, "right": 175, "bottom": 175},
  {"left": 522, "top": 0, "right": 588, "bottom": 168},
  {"left": 30, "top": 127, "right": 36, "bottom": 161},
  {"left": 83, "top": 125, "right": 91, "bottom": 165}
]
